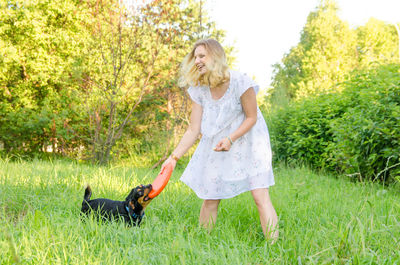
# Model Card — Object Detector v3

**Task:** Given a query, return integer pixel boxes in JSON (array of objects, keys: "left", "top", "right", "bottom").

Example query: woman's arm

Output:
[
  {"left": 162, "top": 101, "right": 203, "bottom": 168},
  {"left": 172, "top": 101, "right": 203, "bottom": 157},
  {"left": 214, "top": 87, "right": 257, "bottom": 151}
]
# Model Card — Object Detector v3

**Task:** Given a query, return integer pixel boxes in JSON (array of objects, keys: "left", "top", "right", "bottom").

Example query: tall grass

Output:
[{"left": 1, "top": 158, "right": 399, "bottom": 264}]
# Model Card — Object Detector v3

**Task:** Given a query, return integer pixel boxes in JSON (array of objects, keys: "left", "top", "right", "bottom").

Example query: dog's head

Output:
[{"left": 125, "top": 184, "right": 153, "bottom": 216}]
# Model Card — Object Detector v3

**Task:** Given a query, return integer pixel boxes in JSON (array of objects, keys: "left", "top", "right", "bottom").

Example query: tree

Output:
[
  {"left": 356, "top": 18, "right": 399, "bottom": 67},
  {"left": 271, "top": 0, "right": 358, "bottom": 100},
  {"left": 0, "top": 0, "right": 230, "bottom": 162},
  {"left": 83, "top": 0, "right": 228, "bottom": 164},
  {"left": 129, "top": 0, "right": 230, "bottom": 166},
  {"left": 0, "top": 0, "right": 91, "bottom": 155}
]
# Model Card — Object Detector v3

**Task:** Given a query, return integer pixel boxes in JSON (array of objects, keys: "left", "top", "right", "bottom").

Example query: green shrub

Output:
[
  {"left": 268, "top": 91, "right": 345, "bottom": 170},
  {"left": 328, "top": 64, "right": 400, "bottom": 182},
  {"left": 268, "top": 64, "right": 400, "bottom": 183}
]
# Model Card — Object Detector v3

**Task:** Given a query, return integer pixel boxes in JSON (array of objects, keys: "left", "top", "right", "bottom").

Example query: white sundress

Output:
[{"left": 180, "top": 70, "right": 275, "bottom": 200}]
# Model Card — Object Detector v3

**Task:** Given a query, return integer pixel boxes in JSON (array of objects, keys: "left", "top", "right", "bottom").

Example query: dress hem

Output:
[{"left": 180, "top": 179, "right": 275, "bottom": 200}]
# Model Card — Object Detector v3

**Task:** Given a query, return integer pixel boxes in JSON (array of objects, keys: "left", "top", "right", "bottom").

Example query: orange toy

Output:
[{"left": 148, "top": 163, "right": 173, "bottom": 198}]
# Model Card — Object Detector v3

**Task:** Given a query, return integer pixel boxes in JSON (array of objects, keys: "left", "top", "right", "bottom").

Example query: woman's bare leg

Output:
[
  {"left": 199, "top": 199, "right": 221, "bottom": 231},
  {"left": 251, "top": 188, "right": 279, "bottom": 241}
]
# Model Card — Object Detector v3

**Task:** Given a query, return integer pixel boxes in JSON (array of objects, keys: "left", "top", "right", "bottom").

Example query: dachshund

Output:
[{"left": 81, "top": 184, "right": 153, "bottom": 226}]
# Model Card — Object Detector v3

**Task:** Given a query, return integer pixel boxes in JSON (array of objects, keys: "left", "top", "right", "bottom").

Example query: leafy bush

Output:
[
  {"left": 328, "top": 64, "right": 400, "bottom": 182},
  {"left": 268, "top": 64, "right": 400, "bottom": 183},
  {"left": 268, "top": 90, "right": 345, "bottom": 170}
]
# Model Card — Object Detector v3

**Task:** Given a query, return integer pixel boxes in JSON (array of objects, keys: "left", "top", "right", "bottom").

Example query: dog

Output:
[{"left": 81, "top": 184, "right": 153, "bottom": 226}]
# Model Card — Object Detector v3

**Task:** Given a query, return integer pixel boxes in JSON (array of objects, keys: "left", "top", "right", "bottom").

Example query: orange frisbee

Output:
[{"left": 148, "top": 163, "right": 173, "bottom": 198}]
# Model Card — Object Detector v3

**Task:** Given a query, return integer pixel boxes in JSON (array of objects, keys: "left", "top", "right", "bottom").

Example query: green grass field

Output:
[{"left": 1, "top": 158, "right": 399, "bottom": 264}]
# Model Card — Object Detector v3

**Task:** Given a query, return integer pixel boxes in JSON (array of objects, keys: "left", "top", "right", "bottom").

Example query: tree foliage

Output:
[
  {"left": 81, "top": 0, "right": 229, "bottom": 164},
  {"left": 356, "top": 18, "right": 399, "bottom": 68},
  {"left": 0, "top": 0, "right": 90, "bottom": 155},
  {"left": 267, "top": 0, "right": 400, "bottom": 183},
  {"left": 0, "top": 0, "right": 230, "bottom": 164},
  {"left": 270, "top": 0, "right": 399, "bottom": 101}
]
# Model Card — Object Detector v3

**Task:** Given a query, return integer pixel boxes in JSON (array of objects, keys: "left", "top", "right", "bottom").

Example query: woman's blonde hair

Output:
[{"left": 178, "top": 39, "right": 229, "bottom": 88}]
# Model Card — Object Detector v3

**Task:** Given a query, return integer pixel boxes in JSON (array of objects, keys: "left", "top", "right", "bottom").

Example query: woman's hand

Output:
[
  {"left": 161, "top": 156, "right": 177, "bottom": 171},
  {"left": 214, "top": 137, "right": 232, "bottom": 152}
]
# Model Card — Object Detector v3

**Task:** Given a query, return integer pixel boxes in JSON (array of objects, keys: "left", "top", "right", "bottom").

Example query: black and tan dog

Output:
[{"left": 81, "top": 184, "right": 153, "bottom": 226}]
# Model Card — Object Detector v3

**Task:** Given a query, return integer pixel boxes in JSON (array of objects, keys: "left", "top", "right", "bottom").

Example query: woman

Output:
[{"left": 161, "top": 39, "right": 278, "bottom": 240}]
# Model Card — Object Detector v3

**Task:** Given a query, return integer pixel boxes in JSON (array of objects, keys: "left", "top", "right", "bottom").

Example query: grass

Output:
[{"left": 0, "top": 158, "right": 399, "bottom": 264}]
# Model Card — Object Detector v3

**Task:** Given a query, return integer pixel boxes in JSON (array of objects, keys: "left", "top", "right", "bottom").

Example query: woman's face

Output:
[{"left": 194, "top": 45, "right": 210, "bottom": 75}]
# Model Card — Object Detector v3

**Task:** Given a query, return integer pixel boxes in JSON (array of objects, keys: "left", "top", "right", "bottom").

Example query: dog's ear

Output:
[{"left": 125, "top": 189, "right": 136, "bottom": 201}]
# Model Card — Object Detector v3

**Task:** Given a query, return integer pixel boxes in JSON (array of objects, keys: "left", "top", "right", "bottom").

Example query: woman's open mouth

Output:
[{"left": 197, "top": 65, "right": 205, "bottom": 71}]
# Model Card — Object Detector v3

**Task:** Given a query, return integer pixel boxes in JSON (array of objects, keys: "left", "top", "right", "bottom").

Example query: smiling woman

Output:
[
  {"left": 194, "top": 45, "right": 208, "bottom": 75},
  {"left": 178, "top": 39, "right": 230, "bottom": 89},
  {"left": 160, "top": 39, "right": 278, "bottom": 241}
]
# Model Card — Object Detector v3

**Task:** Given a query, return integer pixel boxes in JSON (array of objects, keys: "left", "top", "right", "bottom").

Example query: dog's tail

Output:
[{"left": 83, "top": 185, "right": 92, "bottom": 201}]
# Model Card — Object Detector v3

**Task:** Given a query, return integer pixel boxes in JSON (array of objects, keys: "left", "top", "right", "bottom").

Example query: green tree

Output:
[
  {"left": 356, "top": 18, "right": 399, "bottom": 67},
  {"left": 83, "top": 0, "right": 229, "bottom": 164},
  {"left": 0, "top": 0, "right": 230, "bottom": 163},
  {"left": 0, "top": 0, "right": 91, "bottom": 155},
  {"left": 271, "top": 0, "right": 357, "bottom": 100},
  {"left": 131, "top": 0, "right": 230, "bottom": 166}
]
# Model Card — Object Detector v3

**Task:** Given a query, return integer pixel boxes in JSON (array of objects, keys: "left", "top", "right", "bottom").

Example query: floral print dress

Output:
[{"left": 180, "top": 70, "right": 275, "bottom": 199}]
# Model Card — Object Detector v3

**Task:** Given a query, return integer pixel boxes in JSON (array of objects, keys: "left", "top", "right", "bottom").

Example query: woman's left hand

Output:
[{"left": 214, "top": 137, "right": 232, "bottom": 152}]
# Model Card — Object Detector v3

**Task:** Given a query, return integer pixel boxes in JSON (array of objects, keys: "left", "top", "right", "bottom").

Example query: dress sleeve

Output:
[
  {"left": 187, "top": 86, "right": 203, "bottom": 106},
  {"left": 237, "top": 73, "right": 260, "bottom": 97}
]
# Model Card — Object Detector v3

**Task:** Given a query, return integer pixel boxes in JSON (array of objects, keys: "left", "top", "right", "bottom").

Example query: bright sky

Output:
[{"left": 206, "top": 0, "right": 400, "bottom": 89}]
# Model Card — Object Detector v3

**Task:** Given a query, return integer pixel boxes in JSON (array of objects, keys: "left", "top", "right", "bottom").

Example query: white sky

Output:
[{"left": 206, "top": 0, "right": 400, "bottom": 89}]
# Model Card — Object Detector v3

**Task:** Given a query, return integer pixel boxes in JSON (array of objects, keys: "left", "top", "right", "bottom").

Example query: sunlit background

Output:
[{"left": 206, "top": 0, "right": 400, "bottom": 88}]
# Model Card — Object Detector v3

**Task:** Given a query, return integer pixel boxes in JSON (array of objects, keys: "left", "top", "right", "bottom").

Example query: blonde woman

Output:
[{"left": 161, "top": 39, "right": 278, "bottom": 241}]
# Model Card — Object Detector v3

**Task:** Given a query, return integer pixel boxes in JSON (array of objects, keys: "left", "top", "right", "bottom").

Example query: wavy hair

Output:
[{"left": 178, "top": 39, "right": 229, "bottom": 88}]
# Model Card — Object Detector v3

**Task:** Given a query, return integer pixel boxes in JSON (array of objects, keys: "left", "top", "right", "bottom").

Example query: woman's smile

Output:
[{"left": 194, "top": 45, "right": 209, "bottom": 75}]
